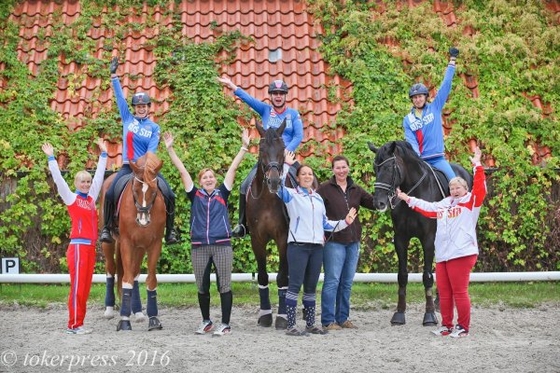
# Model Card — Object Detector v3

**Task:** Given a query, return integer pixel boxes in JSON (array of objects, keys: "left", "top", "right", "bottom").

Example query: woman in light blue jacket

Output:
[{"left": 278, "top": 152, "right": 357, "bottom": 336}]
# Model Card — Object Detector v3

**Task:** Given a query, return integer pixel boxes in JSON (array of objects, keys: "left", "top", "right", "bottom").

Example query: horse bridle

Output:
[
  {"left": 374, "top": 155, "right": 427, "bottom": 209},
  {"left": 132, "top": 176, "right": 158, "bottom": 226}
]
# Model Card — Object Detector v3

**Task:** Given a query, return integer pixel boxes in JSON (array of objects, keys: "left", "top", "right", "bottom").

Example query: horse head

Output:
[
  {"left": 368, "top": 141, "right": 405, "bottom": 212},
  {"left": 129, "top": 152, "right": 163, "bottom": 226},
  {"left": 256, "top": 119, "right": 286, "bottom": 193}
]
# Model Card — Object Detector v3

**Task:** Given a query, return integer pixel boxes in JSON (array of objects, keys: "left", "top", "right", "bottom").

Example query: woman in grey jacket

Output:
[{"left": 278, "top": 152, "right": 357, "bottom": 336}]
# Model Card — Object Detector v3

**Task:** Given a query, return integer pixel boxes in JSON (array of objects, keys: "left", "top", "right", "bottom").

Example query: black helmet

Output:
[
  {"left": 408, "top": 83, "right": 429, "bottom": 98},
  {"left": 268, "top": 80, "right": 289, "bottom": 94},
  {"left": 131, "top": 92, "right": 151, "bottom": 106}
]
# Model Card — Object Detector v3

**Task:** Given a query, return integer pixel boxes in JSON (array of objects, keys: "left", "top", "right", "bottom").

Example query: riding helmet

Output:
[
  {"left": 131, "top": 92, "right": 151, "bottom": 106},
  {"left": 268, "top": 80, "right": 289, "bottom": 94},
  {"left": 408, "top": 83, "right": 429, "bottom": 98}
]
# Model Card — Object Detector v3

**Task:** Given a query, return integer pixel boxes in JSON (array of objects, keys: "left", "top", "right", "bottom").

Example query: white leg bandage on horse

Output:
[{"left": 259, "top": 309, "right": 273, "bottom": 317}]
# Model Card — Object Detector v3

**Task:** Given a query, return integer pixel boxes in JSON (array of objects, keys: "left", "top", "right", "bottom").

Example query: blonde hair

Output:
[
  {"left": 449, "top": 176, "right": 468, "bottom": 191},
  {"left": 74, "top": 171, "right": 92, "bottom": 186},
  {"left": 198, "top": 168, "right": 215, "bottom": 183}
]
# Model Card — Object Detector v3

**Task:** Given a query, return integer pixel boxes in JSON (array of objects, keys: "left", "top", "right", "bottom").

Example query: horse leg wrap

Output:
[
  {"left": 258, "top": 286, "right": 271, "bottom": 311},
  {"left": 131, "top": 280, "right": 142, "bottom": 314},
  {"left": 147, "top": 289, "right": 158, "bottom": 317},
  {"left": 105, "top": 276, "right": 115, "bottom": 307},
  {"left": 277, "top": 287, "right": 287, "bottom": 315},
  {"left": 120, "top": 287, "right": 133, "bottom": 317}
]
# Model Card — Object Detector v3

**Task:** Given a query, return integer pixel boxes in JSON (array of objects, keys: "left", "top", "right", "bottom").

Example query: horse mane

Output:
[{"left": 134, "top": 152, "right": 162, "bottom": 189}]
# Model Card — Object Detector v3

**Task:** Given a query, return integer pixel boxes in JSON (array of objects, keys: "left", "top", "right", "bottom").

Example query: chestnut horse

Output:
[
  {"left": 100, "top": 152, "right": 166, "bottom": 331},
  {"left": 368, "top": 141, "right": 471, "bottom": 326},
  {"left": 247, "top": 121, "right": 290, "bottom": 329}
]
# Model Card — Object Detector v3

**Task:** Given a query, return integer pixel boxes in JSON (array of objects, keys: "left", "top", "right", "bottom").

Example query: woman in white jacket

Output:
[
  {"left": 278, "top": 152, "right": 357, "bottom": 336},
  {"left": 397, "top": 147, "right": 486, "bottom": 338}
]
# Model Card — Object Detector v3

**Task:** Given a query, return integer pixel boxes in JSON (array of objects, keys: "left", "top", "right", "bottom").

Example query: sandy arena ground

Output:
[{"left": 1, "top": 301, "right": 559, "bottom": 373}]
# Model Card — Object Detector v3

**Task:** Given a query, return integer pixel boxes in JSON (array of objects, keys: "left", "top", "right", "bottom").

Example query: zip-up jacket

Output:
[
  {"left": 403, "top": 63, "right": 456, "bottom": 160},
  {"left": 186, "top": 183, "right": 232, "bottom": 247},
  {"left": 278, "top": 185, "right": 349, "bottom": 245},
  {"left": 48, "top": 152, "right": 107, "bottom": 243},
  {"left": 405, "top": 164, "right": 486, "bottom": 262},
  {"left": 112, "top": 77, "right": 160, "bottom": 163},
  {"left": 234, "top": 88, "right": 303, "bottom": 151},
  {"left": 316, "top": 176, "right": 375, "bottom": 244}
]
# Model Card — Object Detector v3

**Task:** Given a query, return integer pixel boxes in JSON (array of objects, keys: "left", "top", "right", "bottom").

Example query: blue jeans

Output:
[{"left": 321, "top": 241, "right": 359, "bottom": 326}]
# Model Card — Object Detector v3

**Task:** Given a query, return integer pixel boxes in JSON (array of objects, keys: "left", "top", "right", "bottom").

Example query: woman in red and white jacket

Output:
[
  {"left": 397, "top": 147, "right": 486, "bottom": 338},
  {"left": 42, "top": 139, "right": 108, "bottom": 335}
]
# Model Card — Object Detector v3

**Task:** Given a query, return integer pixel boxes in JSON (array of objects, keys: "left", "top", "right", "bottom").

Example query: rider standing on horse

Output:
[
  {"left": 403, "top": 47, "right": 460, "bottom": 181},
  {"left": 99, "top": 57, "right": 178, "bottom": 245},
  {"left": 218, "top": 76, "right": 304, "bottom": 237},
  {"left": 163, "top": 129, "right": 250, "bottom": 336},
  {"left": 42, "top": 139, "right": 108, "bottom": 335}
]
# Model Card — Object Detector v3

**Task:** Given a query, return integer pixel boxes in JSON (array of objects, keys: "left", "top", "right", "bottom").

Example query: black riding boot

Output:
[
  {"left": 232, "top": 193, "right": 247, "bottom": 238},
  {"left": 165, "top": 194, "right": 179, "bottom": 244},
  {"left": 100, "top": 198, "right": 114, "bottom": 243}
]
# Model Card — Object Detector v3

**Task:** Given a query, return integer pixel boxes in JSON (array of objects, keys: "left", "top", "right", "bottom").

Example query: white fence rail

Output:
[{"left": 1, "top": 272, "right": 559, "bottom": 284}]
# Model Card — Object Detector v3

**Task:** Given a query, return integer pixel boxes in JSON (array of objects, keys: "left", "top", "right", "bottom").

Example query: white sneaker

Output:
[
  {"left": 213, "top": 323, "right": 231, "bottom": 336},
  {"left": 66, "top": 327, "right": 92, "bottom": 335},
  {"left": 449, "top": 325, "right": 469, "bottom": 338},
  {"left": 431, "top": 326, "right": 452, "bottom": 336},
  {"left": 195, "top": 320, "right": 214, "bottom": 334}
]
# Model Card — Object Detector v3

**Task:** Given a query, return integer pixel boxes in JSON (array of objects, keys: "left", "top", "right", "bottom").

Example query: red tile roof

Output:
[
  {"left": 8, "top": 0, "right": 352, "bottom": 167},
  {"left": 6, "top": 0, "right": 556, "bottom": 167}
]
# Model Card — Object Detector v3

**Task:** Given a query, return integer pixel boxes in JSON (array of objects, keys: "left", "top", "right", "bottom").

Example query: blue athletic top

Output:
[
  {"left": 234, "top": 88, "right": 304, "bottom": 152},
  {"left": 112, "top": 77, "right": 160, "bottom": 164}
]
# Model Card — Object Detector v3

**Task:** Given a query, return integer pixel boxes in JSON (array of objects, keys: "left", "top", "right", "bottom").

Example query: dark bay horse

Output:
[
  {"left": 100, "top": 152, "right": 166, "bottom": 331},
  {"left": 247, "top": 120, "right": 290, "bottom": 329},
  {"left": 368, "top": 141, "right": 472, "bottom": 326}
]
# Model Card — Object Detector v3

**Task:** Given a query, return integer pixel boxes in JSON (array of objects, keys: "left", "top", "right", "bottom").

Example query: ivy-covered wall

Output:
[{"left": 0, "top": 0, "right": 558, "bottom": 275}]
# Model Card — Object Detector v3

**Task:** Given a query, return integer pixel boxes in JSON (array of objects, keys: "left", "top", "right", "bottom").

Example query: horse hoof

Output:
[
  {"left": 390, "top": 312, "right": 406, "bottom": 325},
  {"left": 117, "top": 320, "right": 132, "bottom": 331},
  {"left": 258, "top": 314, "right": 273, "bottom": 327},
  {"left": 133, "top": 312, "right": 146, "bottom": 323},
  {"left": 422, "top": 312, "right": 438, "bottom": 326},
  {"left": 104, "top": 307, "right": 116, "bottom": 320},
  {"left": 274, "top": 316, "right": 288, "bottom": 330},
  {"left": 148, "top": 316, "right": 163, "bottom": 331}
]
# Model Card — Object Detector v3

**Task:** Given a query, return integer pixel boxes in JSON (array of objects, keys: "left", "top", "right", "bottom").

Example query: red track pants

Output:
[
  {"left": 436, "top": 254, "right": 477, "bottom": 331},
  {"left": 67, "top": 243, "right": 96, "bottom": 329}
]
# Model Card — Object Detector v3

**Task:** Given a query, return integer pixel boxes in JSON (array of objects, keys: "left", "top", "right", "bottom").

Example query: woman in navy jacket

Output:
[{"left": 164, "top": 129, "right": 250, "bottom": 337}]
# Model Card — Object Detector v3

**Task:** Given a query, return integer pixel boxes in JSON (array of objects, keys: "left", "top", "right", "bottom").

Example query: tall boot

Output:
[
  {"left": 164, "top": 193, "right": 178, "bottom": 244},
  {"left": 231, "top": 193, "right": 247, "bottom": 238},
  {"left": 100, "top": 198, "right": 115, "bottom": 243}
]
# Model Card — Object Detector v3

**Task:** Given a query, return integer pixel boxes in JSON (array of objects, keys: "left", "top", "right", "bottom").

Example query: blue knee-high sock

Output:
[
  {"left": 120, "top": 288, "right": 132, "bottom": 317},
  {"left": 146, "top": 289, "right": 158, "bottom": 317},
  {"left": 286, "top": 304, "right": 297, "bottom": 329},
  {"left": 132, "top": 280, "right": 142, "bottom": 314},
  {"left": 304, "top": 304, "right": 316, "bottom": 327},
  {"left": 105, "top": 277, "right": 115, "bottom": 307},
  {"left": 259, "top": 286, "right": 271, "bottom": 310},
  {"left": 278, "top": 288, "right": 287, "bottom": 315}
]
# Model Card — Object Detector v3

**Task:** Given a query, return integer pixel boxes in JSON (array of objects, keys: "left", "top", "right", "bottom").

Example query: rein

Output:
[{"left": 374, "top": 155, "right": 428, "bottom": 209}]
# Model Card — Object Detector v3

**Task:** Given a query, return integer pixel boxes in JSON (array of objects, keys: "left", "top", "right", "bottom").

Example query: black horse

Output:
[
  {"left": 247, "top": 120, "right": 289, "bottom": 329},
  {"left": 368, "top": 140, "right": 472, "bottom": 326}
]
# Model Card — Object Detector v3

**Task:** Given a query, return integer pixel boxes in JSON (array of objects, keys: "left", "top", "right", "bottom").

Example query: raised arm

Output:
[
  {"left": 42, "top": 142, "right": 74, "bottom": 205},
  {"left": 224, "top": 128, "right": 250, "bottom": 189},
  {"left": 163, "top": 132, "right": 194, "bottom": 192},
  {"left": 89, "top": 138, "right": 108, "bottom": 200}
]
